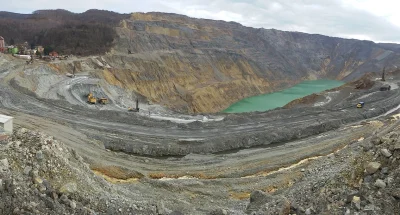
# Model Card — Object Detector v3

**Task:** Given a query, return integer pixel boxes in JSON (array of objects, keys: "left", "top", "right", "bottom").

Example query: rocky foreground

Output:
[
  {"left": 0, "top": 128, "right": 157, "bottom": 215},
  {"left": 0, "top": 119, "right": 400, "bottom": 214},
  {"left": 246, "top": 120, "right": 400, "bottom": 215}
]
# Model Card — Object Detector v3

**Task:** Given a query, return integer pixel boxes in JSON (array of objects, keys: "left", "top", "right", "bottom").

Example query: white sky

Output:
[{"left": 2, "top": 0, "right": 400, "bottom": 43}]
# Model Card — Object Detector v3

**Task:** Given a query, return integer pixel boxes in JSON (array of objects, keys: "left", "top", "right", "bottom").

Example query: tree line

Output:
[{"left": 0, "top": 9, "right": 129, "bottom": 56}]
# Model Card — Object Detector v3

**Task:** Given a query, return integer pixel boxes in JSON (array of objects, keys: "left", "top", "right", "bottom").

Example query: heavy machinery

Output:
[
  {"left": 87, "top": 93, "right": 96, "bottom": 104},
  {"left": 128, "top": 99, "right": 140, "bottom": 112},
  {"left": 357, "top": 102, "right": 365, "bottom": 108},
  {"left": 380, "top": 85, "right": 391, "bottom": 91},
  {"left": 98, "top": 98, "right": 108, "bottom": 105}
]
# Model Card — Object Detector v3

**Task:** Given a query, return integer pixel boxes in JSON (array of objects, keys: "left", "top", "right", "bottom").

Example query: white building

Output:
[{"left": 0, "top": 114, "right": 13, "bottom": 133}]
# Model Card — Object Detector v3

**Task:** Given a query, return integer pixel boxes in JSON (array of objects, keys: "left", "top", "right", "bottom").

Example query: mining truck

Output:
[
  {"left": 98, "top": 98, "right": 108, "bottom": 105},
  {"left": 380, "top": 85, "right": 391, "bottom": 91},
  {"left": 357, "top": 102, "right": 365, "bottom": 108}
]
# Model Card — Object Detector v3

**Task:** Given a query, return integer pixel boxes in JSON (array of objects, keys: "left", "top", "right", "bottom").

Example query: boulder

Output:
[
  {"left": 380, "top": 149, "right": 392, "bottom": 158},
  {"left": 365, "top": 162, "right": 381, "bottom": 174},
  {"left": 33, "top": 177, "right": 43, "bottom": 185},
  {"left": 374, "top": 179, "right": 386, "bottom": 189},
  {"left": 36, "top": 150, "right": 44, "bottom": 161},
  {"left": 70, "top": 201, "right": 76, "bottom": 209},
  {"left": 0, "top": 158, "right": 9, "bottom": 173},
  {"left": 59, "top": 194, "right": 69, "bottom": 204},
  {"left": 371, "top": 136, "right": 382, "bottom": 145},
  {"left": 59, "top": 182, "right": 77, "bottom": 194},
  {"left": 352, "top": 196, "right": 361, "bottom": 210},
  {"left": 381, "top": 167, "right": 389, "bottom": 174},
  {"left": 246, "top": 190, "right": 274, "bottom": 213},
  {"left": 23, "top": 166, "right": 32, "bottom": 175}
]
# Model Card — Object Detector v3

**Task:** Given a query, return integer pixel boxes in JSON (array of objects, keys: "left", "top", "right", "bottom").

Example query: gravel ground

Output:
[{"left": 0, "top": 55, "right": 399, "bottom": 214}]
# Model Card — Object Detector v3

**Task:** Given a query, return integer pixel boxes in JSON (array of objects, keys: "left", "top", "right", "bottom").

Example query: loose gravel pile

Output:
[
  {"left": 0, "top": 128, "right": 155, "bottom": 215},
  {"left": 246, "top": 122, "right": 400, "bottom": 215}
]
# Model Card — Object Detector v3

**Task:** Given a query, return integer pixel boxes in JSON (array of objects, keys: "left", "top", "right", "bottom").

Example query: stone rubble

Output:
[
  {"left": 246, "top": 127, "right": 400, "bottom": 215},
  {"left": 0, "top": 128, "right": 154, "bottom": 215},
  {"left": 1, "top": 124, "right": 400, "bottom": 214}
]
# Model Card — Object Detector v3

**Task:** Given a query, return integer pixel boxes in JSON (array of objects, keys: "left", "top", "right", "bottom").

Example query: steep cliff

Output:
[{"left": 97, "top": 12, "right": 400, "bottom": 113}]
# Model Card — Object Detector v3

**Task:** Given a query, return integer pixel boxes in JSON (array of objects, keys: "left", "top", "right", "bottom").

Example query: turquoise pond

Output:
[{"left": 223, "top": 80, "right": 344, "bottom": 113}]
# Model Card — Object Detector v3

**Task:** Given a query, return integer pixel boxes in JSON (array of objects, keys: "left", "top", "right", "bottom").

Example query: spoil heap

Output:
[
  {"left": 0, "top": 128, "right": 153, "bottom": 215},
  {"left": 246, "top": 122, "right": 400, "bottom": 215}
]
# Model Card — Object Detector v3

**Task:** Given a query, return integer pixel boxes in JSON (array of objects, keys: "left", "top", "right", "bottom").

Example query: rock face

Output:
[{"left": 104, "top": 12, "right": 400, "bottom": 113}]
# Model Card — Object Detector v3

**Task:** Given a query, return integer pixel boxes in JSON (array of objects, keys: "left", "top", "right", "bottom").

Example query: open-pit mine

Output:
[{"left": 0, "top": 11, "right": 400, "bottom": 215}]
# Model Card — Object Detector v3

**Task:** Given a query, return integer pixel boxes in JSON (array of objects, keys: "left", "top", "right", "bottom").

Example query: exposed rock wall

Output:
[
  {"left": 105, "top": 12, "right": 400, "bottom": 113},
  {"left": 11, "top": 13, "right": 400, "bottom": 113},
  {"left": 99, "top": 53, "right": 288, "bottom": 113}
]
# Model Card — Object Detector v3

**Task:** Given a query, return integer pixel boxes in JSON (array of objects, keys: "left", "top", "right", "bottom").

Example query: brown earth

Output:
[{"left": 107, "top": 12, "right": 400, "bottom": 113}]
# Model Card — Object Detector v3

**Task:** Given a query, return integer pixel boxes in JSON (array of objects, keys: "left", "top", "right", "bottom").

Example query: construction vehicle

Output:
[
  {"left": 128, "top": 99, "right": 140, "bottom": 112},
  {"left": 380, "top": 85, "right": 391, "bottom": 91},
  {"left": 87, "top": 93, "right": 96, "bottom": 104},
  {"left": 98, "top": 98, "right": 108, "bottom": 105},
  {"left": 357, "top": 102, "right": 365, "bottom": 108}
]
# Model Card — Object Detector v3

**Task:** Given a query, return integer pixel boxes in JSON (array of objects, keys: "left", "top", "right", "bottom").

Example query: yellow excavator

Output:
[{"left": 87, "top": 93, "right": 96, "bottom": 104}]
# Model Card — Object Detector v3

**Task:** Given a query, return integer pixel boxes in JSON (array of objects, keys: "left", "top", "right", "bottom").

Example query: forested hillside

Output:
[{"left": 0, "top": 9, "right": 129, "bottom": 55}]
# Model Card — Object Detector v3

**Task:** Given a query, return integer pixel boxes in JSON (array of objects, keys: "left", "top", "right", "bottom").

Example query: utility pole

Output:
[
  {"left": 382, "top": 67, "right": 386, "bottom": 81},
  {"left": 73, "top": 65, "right": 76, "bottom": 77}
]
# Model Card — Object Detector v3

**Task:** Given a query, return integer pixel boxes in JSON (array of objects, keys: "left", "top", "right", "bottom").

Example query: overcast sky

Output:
[{"left": 3, "top": 0, "right": 400, "bottom": 43}]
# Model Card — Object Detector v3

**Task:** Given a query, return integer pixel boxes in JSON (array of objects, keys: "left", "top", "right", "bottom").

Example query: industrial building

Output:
[{"left": 0, "top": 114, "right": 13, "bottom": 133}]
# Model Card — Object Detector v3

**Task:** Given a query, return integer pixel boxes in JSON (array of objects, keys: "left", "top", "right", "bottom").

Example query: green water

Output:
[{"left": 223, "top": 80, "right": 344, "bottom": 113}]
